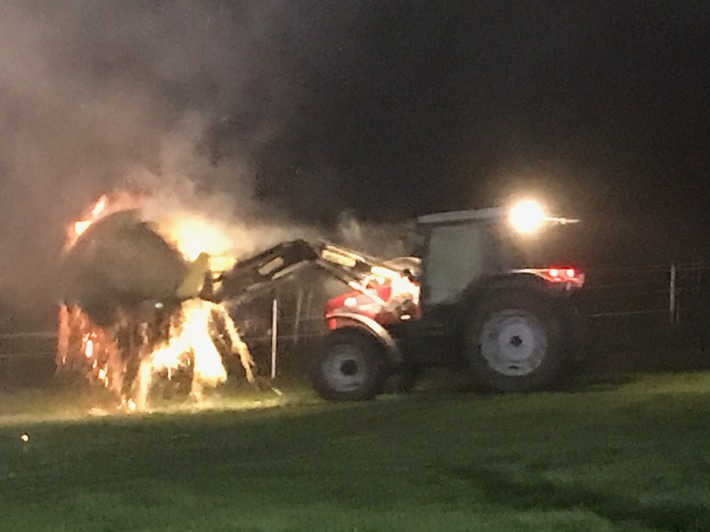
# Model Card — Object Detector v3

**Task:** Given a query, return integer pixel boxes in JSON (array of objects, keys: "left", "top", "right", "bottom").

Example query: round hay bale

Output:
[{"left": 61, "top": 209, "right": 187, "bottom": 326}]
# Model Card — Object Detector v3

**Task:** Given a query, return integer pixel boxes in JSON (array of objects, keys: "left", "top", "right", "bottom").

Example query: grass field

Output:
[{"left": 2, "top": 373, "right": 710, "bottom": 531}]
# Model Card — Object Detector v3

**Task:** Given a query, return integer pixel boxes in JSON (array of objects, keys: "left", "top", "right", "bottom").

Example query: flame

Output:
[
  {"left": 91, "top": 195, "right": 108, "bottom": 218},
  {"left": 68, "top": 193, "right": 237, "bottom": 269},
  {"left": 115, "top": 398, "right": 137, "bottom": 413},
  {"left": 72, "top": 194, "right": 108, "bottom": 237},
  {"left": 57, "top": 298, "right": 255, "bottom": 411},
  {"left": 66, "top": 194, "right": 113, "bottom": 250},
  {"left": 164, "top": 217, "right": 233, "bottom": 262},
  {"left": 59, "top": 191, "right": 255, "bottom": 411},
  {"left": 133, "top": 299, "right": 254, "bottom": 410},
  {"left": 73, "top": 220, "right": 92, "bottom": 237},
  {"left": 84, "top": 336, "right": 94, "bottom": 358}
]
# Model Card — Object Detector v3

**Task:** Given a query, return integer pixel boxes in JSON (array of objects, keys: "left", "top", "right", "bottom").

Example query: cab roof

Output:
[{"left": 417, "top": 207, "right": 505, "bottom": 225}]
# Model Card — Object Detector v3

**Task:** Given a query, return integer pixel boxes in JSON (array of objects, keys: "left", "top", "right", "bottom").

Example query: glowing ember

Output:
[
  {"left": 84, "top": 337, "right": 94, "bottom": 358},
  {"left": 119, "top": 398, "right": 137, "bottom": 412}
]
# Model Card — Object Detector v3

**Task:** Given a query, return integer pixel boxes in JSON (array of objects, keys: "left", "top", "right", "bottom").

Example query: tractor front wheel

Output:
[{"left": 312, "top": 328, "right": 387, "bottom": 401}]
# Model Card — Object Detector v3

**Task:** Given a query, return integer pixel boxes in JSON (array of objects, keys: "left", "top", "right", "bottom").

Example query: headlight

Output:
[{"left": 508, "top": 200, "right": 547, "bottom": 234}]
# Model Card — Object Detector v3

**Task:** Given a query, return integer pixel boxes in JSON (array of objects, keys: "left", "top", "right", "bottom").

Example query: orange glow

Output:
[
  {"left": 68, "top": 194, "right": 112, "bottom": 246},
  {"left": 75, "top": 194, "right": 108, "bottom": 235},
  {"left": 163, "top": 217, "right": 233, "bottom": 262}
]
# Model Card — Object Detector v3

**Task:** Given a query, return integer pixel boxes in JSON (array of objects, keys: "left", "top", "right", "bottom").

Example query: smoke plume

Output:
[{"left": 0, "top": 1, "right": 321, "bottom": 322}]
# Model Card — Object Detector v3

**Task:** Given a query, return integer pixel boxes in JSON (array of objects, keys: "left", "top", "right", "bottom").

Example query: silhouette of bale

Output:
[{"left": 61, "top": 209, "right": 187, "bottom": 326}]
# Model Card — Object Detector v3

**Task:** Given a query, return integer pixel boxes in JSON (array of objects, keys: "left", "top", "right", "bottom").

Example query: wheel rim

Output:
[
  {"left": 321, "top": 344, "right": 368, "bottom": 392},
  {"left": 480, "top": 310, "right": 547, "bottom": 377}
]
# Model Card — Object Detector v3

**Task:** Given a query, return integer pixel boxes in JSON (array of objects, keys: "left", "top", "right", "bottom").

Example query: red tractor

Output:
[{"left": 216, "top": 200, "right": 585, "bottom": 401}]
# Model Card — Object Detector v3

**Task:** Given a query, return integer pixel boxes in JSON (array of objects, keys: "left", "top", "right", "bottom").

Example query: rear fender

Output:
[
  {"left": 456, "top": 273, "right": 546, "bottom": 320},
  {"left": 324, "top": 311, "right": 403, "bottom": 365},
  {"left": 459, "top": 272, "right": 574, "bottom": 311}
]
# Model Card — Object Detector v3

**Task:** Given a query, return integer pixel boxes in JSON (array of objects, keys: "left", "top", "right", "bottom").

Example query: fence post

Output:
[
  {"left": 271, "top": 298, "right": 278, "bottom": 379},
  {"left": 669, "top": 264, "right": 677, "bottom": 324},
  {"left": 293, "top": 288, "right": 304, "bottom": 348}
]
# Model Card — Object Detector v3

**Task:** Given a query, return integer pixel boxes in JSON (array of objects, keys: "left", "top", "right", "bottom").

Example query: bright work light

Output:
[{"left": 509, "top": 200, "right": 547, "bottom": 234}]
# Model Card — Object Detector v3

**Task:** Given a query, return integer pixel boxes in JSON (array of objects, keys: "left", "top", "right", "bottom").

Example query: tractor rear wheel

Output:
[{"left": 465, "top": 290, "right": 569, "bottom": 393}]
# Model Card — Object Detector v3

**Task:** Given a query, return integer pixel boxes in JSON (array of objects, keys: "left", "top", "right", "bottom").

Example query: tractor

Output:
[{"left": 216, "top": 201, "right": 584, "bottom": 400}]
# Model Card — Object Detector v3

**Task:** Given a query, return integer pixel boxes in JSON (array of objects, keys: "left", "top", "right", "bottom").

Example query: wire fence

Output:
[
  {"left": 2, "top": 261, "right": 710, "bottom": 365},
  {"left": 579, "top": 262, "right": 710, "bottom": 323},
  {"left": 0, "top": 317, "right": 328, "bottom": 360}
]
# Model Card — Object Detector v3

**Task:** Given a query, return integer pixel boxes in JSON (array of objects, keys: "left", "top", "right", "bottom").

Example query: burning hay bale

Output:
[
  {"left": 57, "top": 205, "right": 256, "bottom": 411},
  {"left": 61, "top": 209, "right": 188, "bottom": 326}
]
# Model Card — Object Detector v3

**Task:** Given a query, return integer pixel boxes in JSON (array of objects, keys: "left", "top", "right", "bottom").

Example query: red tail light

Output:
[{"left": 527, "top": 267, "right": 584, "bottom": 287}]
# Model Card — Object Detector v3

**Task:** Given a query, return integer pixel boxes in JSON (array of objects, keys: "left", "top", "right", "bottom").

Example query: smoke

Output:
[
  {"left": 1, "top": 1, "right": 705, "bottom": 325},
  {"left": 111, "top": 118, "right": 320, "bottom": 264},
  {"left": 335, "top": 211, "right": 417, "bottom": 259},
  {"left": 0, "top": 1, "right": 436, "bottom": 327},
  {"left": 0, "top": 1, "right": 324, "bottom": 321}
]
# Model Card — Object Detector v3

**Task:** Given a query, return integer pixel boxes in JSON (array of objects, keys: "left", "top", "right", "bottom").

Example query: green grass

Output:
[{"left": 2, "top": 373, "right": 710, "bottom": 531}]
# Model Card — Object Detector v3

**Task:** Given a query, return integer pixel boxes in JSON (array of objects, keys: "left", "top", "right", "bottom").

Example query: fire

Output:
[
  {"left": 165, "top": 218, "right": 233, "bottom": 262},
  {"left": 73, "top": 220, "right": 92, "bottom": 237},
  {"left": 133, "top": 299, "right": 255, "bottom": 410},
  {"left": 84, "top": 336, "right": 94, "bottom": 358},
  {"left": 91, "top": 195, "right": 108, "bottom": 217},
  {"left": 57, "top": 306, "right": 124, "bottom": 396},
  {"left": 58, "top": 192, "right": 256, "bottom": 411},
  {"left": 70, "top": 194, "right": 108, "bottom": 240}
]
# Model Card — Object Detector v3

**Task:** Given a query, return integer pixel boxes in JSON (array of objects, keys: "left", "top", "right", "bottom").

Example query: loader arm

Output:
[{"left": 212, "top": 239, "right": 402, "bottom": 305}]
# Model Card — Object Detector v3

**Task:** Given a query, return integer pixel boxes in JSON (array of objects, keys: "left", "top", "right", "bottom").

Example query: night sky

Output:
[
  {"left": 239, "top": 1, "right": 710, "bottom": 222},
  {"left": 0, "top": 1, "right": 709, "bottom": 316}
]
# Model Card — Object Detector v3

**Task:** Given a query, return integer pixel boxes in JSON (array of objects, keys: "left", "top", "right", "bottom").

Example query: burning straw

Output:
[{"left": 57, "top": 195, "right": 255, "bottom": 411}]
